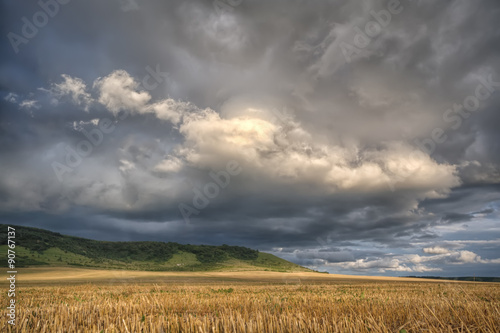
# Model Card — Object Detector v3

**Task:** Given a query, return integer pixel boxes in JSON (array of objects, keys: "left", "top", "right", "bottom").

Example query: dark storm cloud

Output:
[{"left": 1, "top": 0, "right": 500, "bottom": 276}]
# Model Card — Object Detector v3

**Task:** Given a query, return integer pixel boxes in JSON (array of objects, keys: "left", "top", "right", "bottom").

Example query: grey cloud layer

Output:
[{"left": 1, "top": 0, "right": 499, "bottom": 275}]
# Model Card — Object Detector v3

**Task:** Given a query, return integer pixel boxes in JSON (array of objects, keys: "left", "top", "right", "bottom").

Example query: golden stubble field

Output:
[{"left": 1, "top": 268, "right": 499, "bottom": 332}]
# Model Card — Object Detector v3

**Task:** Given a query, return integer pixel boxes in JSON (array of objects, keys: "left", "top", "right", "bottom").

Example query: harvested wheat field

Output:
[{"left": 1, "top": 269, "right": 499, "bottom": 332}]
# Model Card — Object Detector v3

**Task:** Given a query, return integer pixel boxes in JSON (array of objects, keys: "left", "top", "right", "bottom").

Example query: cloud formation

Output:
[{"left": 0, "top": 0, "right": 499, "bottom": 276}]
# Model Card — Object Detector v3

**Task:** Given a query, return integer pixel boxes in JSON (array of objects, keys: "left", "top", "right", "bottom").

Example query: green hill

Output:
[{"left": 0, "top": 224, "right": 311, "bottom": 272}]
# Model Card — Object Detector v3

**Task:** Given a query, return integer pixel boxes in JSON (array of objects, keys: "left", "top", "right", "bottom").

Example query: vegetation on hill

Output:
[{"left": 0, "top": 224, "right": 310, "bottom": 272}]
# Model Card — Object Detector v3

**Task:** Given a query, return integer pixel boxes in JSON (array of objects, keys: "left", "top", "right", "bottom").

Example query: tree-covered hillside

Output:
[{"left": 0, "top": 224, "right": 310, "bottom": 272}]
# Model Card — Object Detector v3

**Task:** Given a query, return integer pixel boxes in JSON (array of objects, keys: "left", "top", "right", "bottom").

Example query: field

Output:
[{"left": 1, "top": 268, "right": 499, "bottom": 332}]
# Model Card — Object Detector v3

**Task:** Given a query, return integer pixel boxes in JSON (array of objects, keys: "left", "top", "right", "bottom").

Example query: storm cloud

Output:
[{"left": 1, "top": 0, "right": 499, "bottom": 276}]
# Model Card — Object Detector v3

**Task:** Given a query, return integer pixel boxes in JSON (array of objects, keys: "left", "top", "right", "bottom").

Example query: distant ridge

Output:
[
  {"left": 0, "top": 224, "right": 312, "bottom": 272},
  {"left": 405, "top": 276, "right": 500, "bottom": 283}
]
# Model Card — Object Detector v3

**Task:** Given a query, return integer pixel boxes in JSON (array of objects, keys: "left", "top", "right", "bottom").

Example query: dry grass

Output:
[
  {"left": 13, "top": 267, "right": 450, "bottom": 284},
  {"left": 1, "top": 269, "right": 499, "bottom": 332}
]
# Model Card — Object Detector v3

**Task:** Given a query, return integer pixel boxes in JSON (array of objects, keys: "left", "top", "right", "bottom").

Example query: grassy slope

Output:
[{"left": 0, "top": 225, "right": 311, "bottom": 273}]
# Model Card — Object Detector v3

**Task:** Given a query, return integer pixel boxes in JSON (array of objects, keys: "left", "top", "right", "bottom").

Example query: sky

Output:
[{"left": 1, "top": 0, "right": 499, "bottom": 276}]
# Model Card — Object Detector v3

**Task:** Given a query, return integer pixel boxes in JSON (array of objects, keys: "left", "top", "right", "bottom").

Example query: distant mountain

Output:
[
  {"left": 405, "top": 276, "right": 500, "bottom": 283},
  {"left": 0, "top": 224, "right": 311, "bottom": 272}
]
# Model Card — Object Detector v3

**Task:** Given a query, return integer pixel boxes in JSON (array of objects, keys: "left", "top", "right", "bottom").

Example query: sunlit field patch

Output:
[{"left": 2, "top": 269, "right": 499, "bottom": 332}]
